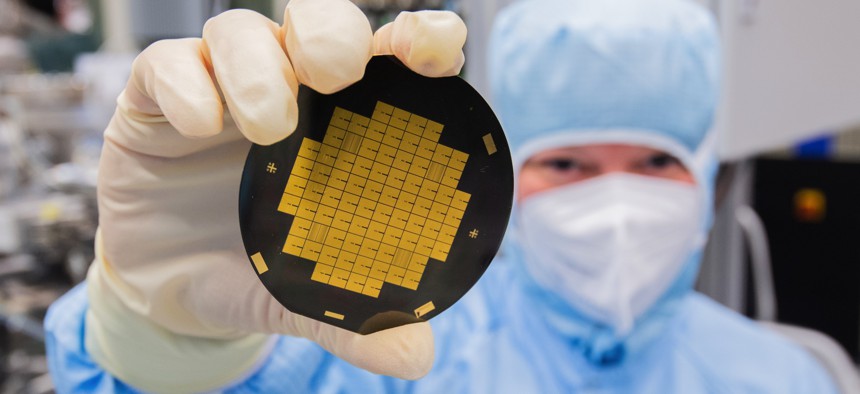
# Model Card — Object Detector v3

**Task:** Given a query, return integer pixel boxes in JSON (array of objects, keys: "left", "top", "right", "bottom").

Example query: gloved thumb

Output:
[{"left": 289, "top": 315, "right": 434, "bottom": 380}]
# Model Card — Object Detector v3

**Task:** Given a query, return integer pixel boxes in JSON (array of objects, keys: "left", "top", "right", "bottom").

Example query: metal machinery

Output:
[
  {"left": 0, "top": 1, "right": 103, "bottom": 390},
  {"left": 696, "top": 2, "right": 860, "bottom": 380},
  {"left": 0, "top": 71, "right": 101, "bottom": 393}
]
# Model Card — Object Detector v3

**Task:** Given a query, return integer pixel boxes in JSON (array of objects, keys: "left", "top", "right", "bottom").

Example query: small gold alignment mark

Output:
[
  {"left": 414, "top": 301, "right": 436, "bottom": 318},
  {"left": 324, "top": 311, "right": 345, "bottom": 320},
  {"left": 250, "top": 253, "right": 269, "bottom": 275}
]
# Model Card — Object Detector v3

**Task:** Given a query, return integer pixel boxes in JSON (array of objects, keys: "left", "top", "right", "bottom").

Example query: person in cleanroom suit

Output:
[{"left": 44, "top": 0, "right": 837, "bottom": 392}]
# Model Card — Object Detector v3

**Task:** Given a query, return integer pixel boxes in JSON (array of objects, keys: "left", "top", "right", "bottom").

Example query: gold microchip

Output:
[{"left": 278, "top": 102, "right": 472, "bottom": 298}]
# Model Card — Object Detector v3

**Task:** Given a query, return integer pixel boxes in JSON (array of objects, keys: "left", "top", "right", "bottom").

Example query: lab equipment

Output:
[
  {"left": 753, "top": 158, "right": 860, "bottom": 362},
  {"left": 714, "top": 0, "right": 860, "bottom": 160}
]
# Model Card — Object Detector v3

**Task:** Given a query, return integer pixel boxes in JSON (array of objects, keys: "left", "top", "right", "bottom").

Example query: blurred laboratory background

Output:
[{"left": 0, "top": 0, "right": 859, "bottom": 392}]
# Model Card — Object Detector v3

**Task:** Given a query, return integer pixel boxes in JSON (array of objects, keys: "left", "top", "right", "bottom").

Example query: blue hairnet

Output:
[{"left": 489, "top": 0, "right": 721, "bottom": 168}]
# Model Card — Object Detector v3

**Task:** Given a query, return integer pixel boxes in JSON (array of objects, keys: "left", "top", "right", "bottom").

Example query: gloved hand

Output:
[{"left": 85, "top": 1, "right": 466, "bottom": 392}]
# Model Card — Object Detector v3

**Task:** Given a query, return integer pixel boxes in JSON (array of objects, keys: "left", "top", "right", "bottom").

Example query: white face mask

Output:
[{"left": 517, "top": 173, "right": 704, "bottom": 335}]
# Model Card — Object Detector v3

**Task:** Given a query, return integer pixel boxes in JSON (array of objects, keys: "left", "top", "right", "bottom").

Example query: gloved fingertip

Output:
[
  {"left": 372, "top": 23, "right": 394, "bottom": 56},
  {"left": 283, "top": 0, "right": 373, "bottom": 94},
  {"left": 135, "top": 38, "right": 226, "bottom": 139},
  {"left": 237, "top": 98, "right": 298, "bottom": 146},
  {"left": 382, "top": 11, "right": 467, "bottom": 78},
  {"left": 202, "top": 8, "right": 300, "bottom": 146},
  {"left": 415, "top": 50, "right": 465, "bottom": 78}
]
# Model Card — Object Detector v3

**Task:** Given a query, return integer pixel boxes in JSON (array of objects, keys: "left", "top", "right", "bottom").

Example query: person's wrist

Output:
[{"left": 85, "top": 231, "right": 275, "bottom": 393}]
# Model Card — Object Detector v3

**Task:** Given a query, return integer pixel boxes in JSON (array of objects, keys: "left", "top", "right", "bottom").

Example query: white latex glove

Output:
[{"left": 85, "top": 2, "right": 466, "bottom": 392}]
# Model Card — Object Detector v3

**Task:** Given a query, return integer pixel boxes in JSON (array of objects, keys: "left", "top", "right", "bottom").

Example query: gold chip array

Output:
[{"left": 277, "top": 101, "right": 471, "bottom": 298}]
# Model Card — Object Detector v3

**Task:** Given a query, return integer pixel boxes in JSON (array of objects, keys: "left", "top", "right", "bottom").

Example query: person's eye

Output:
[
  {"left": 539, "top": 158, "right": 579, "bottom": 171},
  {"left": 645, "top": 153, "right": 681, "bottom": 169}
]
